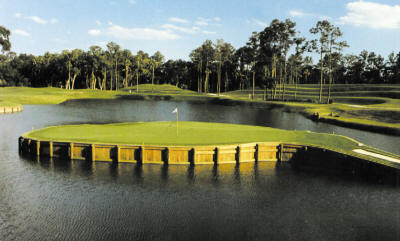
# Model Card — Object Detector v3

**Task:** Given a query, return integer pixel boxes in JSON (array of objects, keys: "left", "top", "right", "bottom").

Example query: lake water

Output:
[{"left": 0, "top": 99, "right": 399, "bottom": 241}]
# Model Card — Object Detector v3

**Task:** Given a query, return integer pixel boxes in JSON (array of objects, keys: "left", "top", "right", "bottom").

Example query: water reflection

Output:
[
  {"left": 21, "top": 156, "right": 283, "bottom": 187},
  {"left": 187, "top": 165, "right": 195, "bottom": 183}
]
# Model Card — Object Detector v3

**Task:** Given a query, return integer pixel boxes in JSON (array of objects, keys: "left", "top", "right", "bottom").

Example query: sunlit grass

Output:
[
  {"left": 24, "top": 121, "right": 360, "bottom": 152},
  {"left": 0, "top": 85, "right": 198, "bottom": 106}
]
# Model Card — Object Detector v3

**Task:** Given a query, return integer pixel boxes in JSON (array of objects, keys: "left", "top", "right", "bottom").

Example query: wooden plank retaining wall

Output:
[{"left": 19, "top": 137, "right": 305, "bottom": 165}]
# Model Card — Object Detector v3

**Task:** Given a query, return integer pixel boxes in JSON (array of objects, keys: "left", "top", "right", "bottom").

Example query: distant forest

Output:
[{"left": 1, "top": 19, "right": 400, "bottom": 98}]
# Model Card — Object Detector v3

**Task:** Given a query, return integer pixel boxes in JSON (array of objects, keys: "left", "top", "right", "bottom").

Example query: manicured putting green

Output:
[{"left": 24, "top": 121, "right": 360, "bottom": 152}]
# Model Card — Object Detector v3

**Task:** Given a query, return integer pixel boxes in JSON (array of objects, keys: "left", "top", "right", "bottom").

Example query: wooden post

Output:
[
  {"left": 255, "top": 144, "right": 259, "bottom": 162},
  {"left": 192, "top": 148, "right": 196, "bottom": 164},
  {"left": 215, "top": 147, "right": 219, "bottom": 164},
  {"left": 70, "top": 143, "right": 74, "bottom": 160},
  {"left": 36, "top": 141, "right": 40, "bottom": 156},
  {"left": 236, "top": 145, "right": 240, "bottom": 163},
  {"left": 91, "top": 144, "right": 96, "bottom": 161},
  {"left": 18, "top": 137, "right": 23, "bottom": 153},
  {"left": 279, "top": 143, "right": 283, "bottom": 162},
  {"left": 165, "top": 147, "right": 169, "bottom": 164},
  {"left": 49, "top": 142, "right": 53, "bottom": 158},
  {"left": 139, "top": 146, "right": 143, "bottom": 164},
  {"left": 117, "top": 145, "right": 121, "bottom": 162}
]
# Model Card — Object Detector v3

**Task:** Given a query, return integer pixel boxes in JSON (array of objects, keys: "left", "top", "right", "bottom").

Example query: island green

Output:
[{"left": 24, "top": 121, "right": 359, "bottom": 150}]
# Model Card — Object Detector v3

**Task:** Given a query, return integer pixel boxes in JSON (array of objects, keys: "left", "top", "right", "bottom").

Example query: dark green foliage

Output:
[{"left": 1, "top": 19, "right": 400, "bottom": 93}]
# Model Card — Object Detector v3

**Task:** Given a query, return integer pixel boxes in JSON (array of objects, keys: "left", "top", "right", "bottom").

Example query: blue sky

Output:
[{"left": 1, "top": 0, "right": 400, "bottom": 61}]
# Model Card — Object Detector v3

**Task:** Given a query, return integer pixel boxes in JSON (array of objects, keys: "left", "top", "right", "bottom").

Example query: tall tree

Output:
[
  {"left": 0, "top": 26, "right": 11, "bottom": 53},
  {"left": 121, "top": 49, "right": 133, "bottom": 89},
  {"left": 290, "top": 37, "right": 306, "bottom": 100},
  {"left": 326, "top": 25, "right": 348, "bottom": 103},
  {"left": 189, "top": 40, "right": 215, "bottom": 93},
  {"left": 215, "top": 39, "right": 235, "bottom": 95},
  {"left": 150, "top": 51, "right": 165, "bottom": 92},
  {"left": 310, "top": 20, "right": 331, "bottom": 103},
  {"left": 88, "top": 45, "right": 102, "bottom": 89},
  {"left": 189, "top": 47, "right": 203, "bottom": 92},
  {"left": 246, "top": 32, "right": 259, "bottom": 99},
  {"left": 275, "top": 19, "right": 296, "bottom": 101},
  {"left": 106, "top": 42, "right": 121, "bottom": 91}
]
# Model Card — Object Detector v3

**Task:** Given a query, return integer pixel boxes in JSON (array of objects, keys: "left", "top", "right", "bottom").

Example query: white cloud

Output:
[
  {"left": 88, "top": 29, "right": 101, "bottom": 36},
  {"left": 13, "top": 29, "right": 30, "bottom": 37},
  {"left": 27, "top": 16, "right": 48, "bottom": 24},
  {"left": 195, "top": 17, "right": 221, "bottom": 26},
  {"left": 247, "top": 19, "right": 267, "bottom": 28},
  {"left": 15, "top": 13, "right": 57, "bottom": 24},
  {"left": 129, "top": 0, "right": 136, "bottom": 4},
  {"left": 96, "top": 20, "right": 102, "bottom": 26},
  {"left": 289, "top": 10, "right": 305, "bottom": 18},
  {"left": 195, "top": 19, "right": 208, "bottom": 26},
  {"left": 162, "top": 24, "right": 197, "bottom": 34},
  {"left": 202, "top": 30, "right": 216, "bottom": 35},
  {"left": 339, "top": 1, "right": 400, "bottom": 29},
  {"left": 168, "top": 17, "right": 189, "bottom": 24},
  {"left": 106, "top": 24, "right": 180, "bottom": 40}
]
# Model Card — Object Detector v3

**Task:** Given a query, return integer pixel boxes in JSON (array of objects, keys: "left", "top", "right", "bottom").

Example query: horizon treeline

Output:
[{"left": 1, "top": 19, "right": 400, "bottom": 99}]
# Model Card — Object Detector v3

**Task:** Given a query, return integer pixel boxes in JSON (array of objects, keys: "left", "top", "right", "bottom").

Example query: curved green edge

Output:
[{"left": 24, "top": 121, "right": 359, "bottom": 150}]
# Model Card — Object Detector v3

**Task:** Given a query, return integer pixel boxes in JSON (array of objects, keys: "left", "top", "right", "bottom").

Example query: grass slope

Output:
[
  {"left": 24, "top": 121, "right": 360, "bottom": 152},
  {"left": 226, "top": 84, "right": 400, "bottom": 132},
  {"left": 0, "top": 84, "right": 198, "bottom": 106}
]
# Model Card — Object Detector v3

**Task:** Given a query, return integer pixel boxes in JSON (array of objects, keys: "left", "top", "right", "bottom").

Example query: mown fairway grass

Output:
[
  {"left": 24, "top": 121, "right": 360, "bottom": 152},
  {"left": 0, "top": 84, "right": 199, "bottom": 106}
]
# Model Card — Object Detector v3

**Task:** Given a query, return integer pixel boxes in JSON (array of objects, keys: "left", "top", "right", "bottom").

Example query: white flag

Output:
[{"left": 172, "top": 107, "right": 178, "bottom": 113}]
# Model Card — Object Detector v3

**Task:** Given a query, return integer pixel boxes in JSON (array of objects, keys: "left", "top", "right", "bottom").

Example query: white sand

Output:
[{"left": 347, "top": 105, "right": 368, "bottom": 108}]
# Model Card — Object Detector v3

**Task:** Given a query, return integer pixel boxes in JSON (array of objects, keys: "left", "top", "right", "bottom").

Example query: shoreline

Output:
[{"left": 1, "top": 85, "right": 399, "bottom": 136}]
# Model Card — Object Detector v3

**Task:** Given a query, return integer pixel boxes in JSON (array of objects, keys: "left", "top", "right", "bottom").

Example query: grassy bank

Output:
[
  {"left": 24, "top": 121, "right": 360, "bottom": 152},
  {"left": 0, "top": 84, "right": 200, "bottom": 106},
  {"left": 226, "top": 84, "right": 400, "bottom": 134}
]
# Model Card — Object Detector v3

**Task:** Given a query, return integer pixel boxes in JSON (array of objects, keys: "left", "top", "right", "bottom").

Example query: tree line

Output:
[{"left": 1, "top": 19, "right": 400, "bottom": 102}]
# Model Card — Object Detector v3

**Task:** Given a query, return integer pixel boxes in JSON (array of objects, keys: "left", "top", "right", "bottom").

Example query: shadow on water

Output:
[{"left": 288, "top": 151, "right": 400, "bottom": 186}]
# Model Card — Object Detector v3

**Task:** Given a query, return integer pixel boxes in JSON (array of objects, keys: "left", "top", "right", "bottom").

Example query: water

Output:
[{"left": 1, "top": 99, "right": 399, "bottom": 241}]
